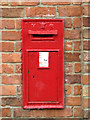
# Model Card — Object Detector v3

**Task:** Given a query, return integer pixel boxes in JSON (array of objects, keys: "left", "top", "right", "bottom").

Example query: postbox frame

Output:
[{"left": 22, "top": 19, "right": 64, "bottom": 109}]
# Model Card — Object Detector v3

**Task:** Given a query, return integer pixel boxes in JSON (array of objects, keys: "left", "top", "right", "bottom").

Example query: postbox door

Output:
[{"left": 28, "top": 51, "right": 58, "bottom": 102}]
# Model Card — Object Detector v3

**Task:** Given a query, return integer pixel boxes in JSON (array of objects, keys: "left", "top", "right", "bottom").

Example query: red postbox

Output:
[{"left": 22, "top": 19, "right": 64, "bottom": 109}]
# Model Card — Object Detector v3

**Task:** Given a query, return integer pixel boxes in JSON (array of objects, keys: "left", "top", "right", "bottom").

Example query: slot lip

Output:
[{"left": 28, "top": 30, "right": 58, "bottom": 35}]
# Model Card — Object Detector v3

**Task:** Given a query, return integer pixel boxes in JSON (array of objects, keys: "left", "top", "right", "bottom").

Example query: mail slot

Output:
[{"left": 22, "top": 19, "right": 64, "bottom": 109}]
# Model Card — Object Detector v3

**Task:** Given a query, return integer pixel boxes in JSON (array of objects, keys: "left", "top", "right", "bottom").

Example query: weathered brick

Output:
[
  {"left": 83, "top": 29, "right": 90, "bottom": 39},
  {"left": 74, "top": 107, "right": 81, "bottom": 117},
  {"left": 73, "top": 18, "right": 81, "bottom": 28},
  {"left": 26, "top": 7, "right": 56, "bottom": 17},
  {"left": 65, "top": 18, "right": 72, "bottom": 28},
  {"left": 83, "top": 98, "right": 90, "bottom": 108},
  {"left": 2, "top": 64, "right": 14, "bottom": 74},
  {"left": 11, "top": 0, "right": 40, "bottom": 6},
  {"left": 83, "top": 41, "right": 90, "bottom": 50},
  {"left": 14, "top": 108, "right": 42, "bottom": 117},
  {"left": 2, "top": 31, "right": 22, "bottom": 40},
  {"left": 82, "top": 75, "right": 90, "bottom": 85},
  {"left": 43, "top": 108, "right": 72, "bottom": 117},
  {"left": 83, "top": 17, "right": 90, "bottom": 27},
  {"left": 72, "top": 0, "right": 81, "bottom": 4},
  {"left": 15, "top": 42, "right": 22, "bottom": 52},
  {"left": 65, "top": 85, "right": 71, "bottom": 95},
  {"left": 82, "top": 109, "right": 90, "bottom": 118},
  {"left": 2, "top": 42, "right": 14, "bottom": 52},
  {"left": 65, "top": 41, "right": 72, "bottom": 51},
  {"left": 0, "top": 19, "right": 15, "bottom": 29},
  {"left": 83, "top": 63, "right": 90, "bottom": 73},
  {"left": 74, "top": 63, "right": 81, "bottom": 73},
  {"left": 1, "top": 108, "right": 11, "bottom": 117},
  {"left": 82, "top": 0, "right": 90, "bottom": 3},
  {"left": 83, "top": 5, "right": 90, "bottom": 16},
  {"left": 15, "top": 64, "right": 21, "bottom": 73},
  {"left": 16, "top": 19, "right": 22, "bottom": 29},
  {"left": 0, "top": 64, "right": 2, "bottom": 74},
  {"left": 2, "top": 53, "right": 21, "bottom": 63},
  {"left": 74, "top": 85, "right": 81, "bottom": 95},
  {"left": 41, "top": 0, "right": 71, "bottom": 5},
  {"left": 1, "top": 85, "right": 16, "bottom": 95},
  {"left": 74, "top": 41, "right": 81, "bottom": 51},
  {"left": 83, "top": 52, "right": 89, "bottom": 61},
  {"left": 2, "top": 75, "right": 21, "bottom": 84},
  {"left": 2, "top": 97, "right": 22, "bottom": 106},
  {"left": 0, "top": 0, "right": 8, "bottom": 6},
  {"left": 65, "top": 63, "right": 72, "bottom": 73},
  {"left": 83, "top": 86, "right": 89, "bottom": 97},
  {"left": 66, "top": 97, "right": 81, "bottom": 106},
  {"left": 65, "top": 29, "right": 81, "bottom": 39},
  {"left": 1, "top": 8, "right": 25, "bottom": 18},
  {"left": 65, "top": 52, "right": 80, "bottom": 62},
  {"left": 17, "top": 85, "right": 22, "bottom": 95},
  {"left": 65, "top": 75, "right": 81, "bottom": 84},
  {"left": 58, "top": 6, "right": 81, "bottom": 17}
]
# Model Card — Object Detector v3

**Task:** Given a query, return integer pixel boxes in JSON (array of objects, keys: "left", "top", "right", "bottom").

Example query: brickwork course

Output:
[{"left": 0, "top": 0, "right": 90, "bottom": 119}]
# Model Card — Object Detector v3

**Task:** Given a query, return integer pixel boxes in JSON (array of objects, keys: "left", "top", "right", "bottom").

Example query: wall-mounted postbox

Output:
[{"left": 22, "top": 19, "right": 64, "bottom": 109}]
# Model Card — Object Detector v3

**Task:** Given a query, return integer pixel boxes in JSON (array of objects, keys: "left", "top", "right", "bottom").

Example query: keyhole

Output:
[{"left": 33, "top": 75, "right": 35, "bottom": 79}]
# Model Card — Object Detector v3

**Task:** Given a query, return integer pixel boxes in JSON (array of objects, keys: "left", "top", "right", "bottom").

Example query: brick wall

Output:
[{"left": 0, "top": 0, "right": 89, "bottom": 119}]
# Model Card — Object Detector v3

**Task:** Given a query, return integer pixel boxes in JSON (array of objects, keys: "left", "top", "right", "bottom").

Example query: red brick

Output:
[
  {"left": 2, "top": 42, "right": 14, "bottom": 52},
  {"left": 83, "top": 29, "right": 90, "bottom": 39},
  {"left": 83, "top": 5, "right": 90, "bottom": 16},
  {"left": 2, "top": 64, "right": 14, "bottom": 74},
  {"left": 0, "top": 0, "right": 8, "bottom": 6},
  {"left": 66, "top": 75, "right": 81, "bottom": 84},
  {"left": 2, "top": 97, "right": 22, "bottom": 106},
  {"left": 26, "top": 7, "right": 56, "bottom": 17},
  {"left": 74, "top": 41, "right": 81, "bottom": 51},
  {"left": 65, "top": 63, "right": 72, "bottom": 73},
  {"left": 0, "top": 85, "right": 16, "bottom": 95},
  {"left": 74, "top": 107, "right": 81, "bottom": 117},
  {"left": 73, "top": 18, "right": 81, "bottom": 28},
  {"left": 65, "top": 52, "right": 80, "bottom": 62},
  {"left": 16, "top": 19, "right": 22, "bottom": 29},
  {"left": 65, "top": 29, "right": 81, "bottom": 39},
  {"left": 1, "top": 8, "right": 25, "bottom": 18},
  {"left": 0, "top": 19, "right": 15, "bottom": 29},
  {"left": 43, "top": 108, "right": 72, "bottom": 117},
  {"left": 83, "top": 52, "right": 89, "bottom": 61},
  {"left": 11, "top": 0, "right": 40, "bottom": 6},
  {"left": 82, "top": 75, "right": 90, "bottom": 85},
  {"left": 66, "top": 97, "right": 81, "bottom": 106},
  {"left": 65, "top": 18, "right": 72, "bottom": 28},
  {"left": 83, "top": 41, "right": 90, "bottom": 50},
  {"left": 2, "top": 75, "right": 21, "bottom": 84},
  {"left": 65, "top": 41, "right": 72, "bottom": 51},
  {"left": 0, "top": 64, "right": 2, "bottom": 73},
  {"left": 58, "top": 6, "right": 81, "bottom": 17},
  {"left": 15, "top": 42, "right": 22, "bottom": 52},
  {"left": 41, "top": 0, "right": 71, "bottom": 5},
  {"left": 83, "top": 17, "right": 90, "bottom": 27},
  {"left": 74, "top": 85, "right": 81, "bottom": 95},
  {"left": 74, "top": 63, "right": 81, "bottom": 73},
  {"left": 14, "top": 108, "right": 42, "bottom": 117},
  {"left": 2, "top": 53, "right": 21, "bottom": 63},
  {"left": 83, "top": 98, "right": 90, "bottom": 108},
  {"left": 2, "top": 31, "right": 22, "bottom": 40},
  {"left": 83, "top": 86, "right": 89, "bottom": 97},
  {"left": 17, "top": 86, "right": 22, "bottom": 95},
  {"left": 65, "top": 85, "right": 71, "bottom": 95},
  {"left": 15, "top": 64, "right": 21, "bottom": 73},
  {"left": 1, "top": 108, "right": 11, "bottom": 117}
]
